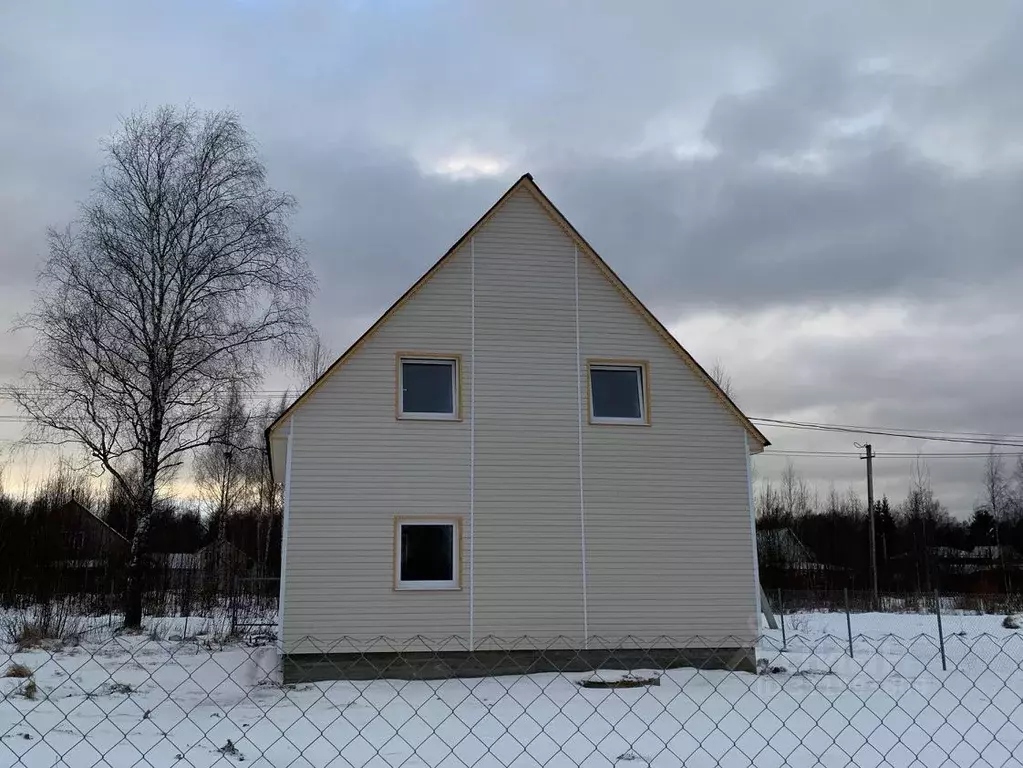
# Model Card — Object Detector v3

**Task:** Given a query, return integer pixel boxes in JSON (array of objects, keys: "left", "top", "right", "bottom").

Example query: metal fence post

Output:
[
  {"left": 230, "top": 577, "right": 238, "bottom": 637},
  {"left": 844, "top": 587, "right": 854, "bottom": 659},
  {"left": 778, "top": 588, "right": 787, "bottom": 649},
  {"left": 935, "top": 589, "right": 947, "bottom": 672}
]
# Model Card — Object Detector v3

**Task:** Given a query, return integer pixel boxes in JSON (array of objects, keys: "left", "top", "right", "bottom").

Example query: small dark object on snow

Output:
[
  {"left": 23, "top": 733, "right": 32, "bottom": 740},
  {"left": 579, "top": 672, "right": 660, "bottom": 689},
  {"left": 792, "top": 669, "right": 836, "bottom": 678},
  {"left": 108, "top": 682, "right": 133, "bottom": 695},
  {"left": 616, "top": 750, "right": 645, "bottom": 761},
  {"left": 219, "top": 739, "right": 241, "bottom": 757},
  {"left": 1003, "top": 615, "right": 1020, "bottom": 630},
  {"left": 757, "top": 659, "right": 787, "bottom": 675}
]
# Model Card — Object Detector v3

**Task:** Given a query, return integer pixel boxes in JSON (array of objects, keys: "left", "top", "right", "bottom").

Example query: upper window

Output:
[
  {"left": 395, "top": 519, "right": 460, "bottom": 590},
  {"left": 398, "top": 356, "right": 459, "bottom": 419},
  {"left": 589, "top": 362, "right": 648, "bottom": 424}
]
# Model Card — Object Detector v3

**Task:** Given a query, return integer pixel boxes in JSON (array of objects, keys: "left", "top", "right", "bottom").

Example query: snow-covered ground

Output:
[{"left": 1, "top": 612, "right": 1021, "bottom": 767}]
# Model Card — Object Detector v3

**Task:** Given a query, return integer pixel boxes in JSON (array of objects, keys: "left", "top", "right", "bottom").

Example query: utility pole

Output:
[{"left": 860, "top": 444, "right": 878, "bottom": 604}]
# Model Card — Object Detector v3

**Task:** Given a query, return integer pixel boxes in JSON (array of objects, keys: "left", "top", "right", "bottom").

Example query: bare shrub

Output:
[
  {"left": 10, "top": 623, "right": 44, "bottom": 651},
  {"left": 2, "top": 601, "right": 85, "bottom": 648},
  {"left": 787, "top": 614, "right": 812, "bottom": 634},
  {"left": 4, "top": 663, "right": 31, "bottom": 679}
]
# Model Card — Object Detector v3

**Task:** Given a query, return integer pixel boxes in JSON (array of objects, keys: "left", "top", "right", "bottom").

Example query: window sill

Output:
[
  {"left": 590, "top": 418, "right": 651, "bottom": 426},
  {"left": 394, "top": 584, "right": 462, "bottom": 592},
  {"left": 397, "top": 413, "right": 461, "bottom": 422}
]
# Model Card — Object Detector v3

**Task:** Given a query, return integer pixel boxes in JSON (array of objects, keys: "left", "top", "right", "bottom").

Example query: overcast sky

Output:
[{"left": 2, "top": 1, "right": 1022, "bottom": 514}]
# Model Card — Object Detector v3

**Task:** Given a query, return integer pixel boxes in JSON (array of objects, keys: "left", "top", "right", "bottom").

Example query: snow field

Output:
[{"left": 0, "top": 612, "right": 1020, "bottom": 767}]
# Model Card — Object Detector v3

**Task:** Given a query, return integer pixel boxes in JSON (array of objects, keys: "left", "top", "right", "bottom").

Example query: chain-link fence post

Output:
[
  {"left": 777, "top": 588, "right": 787, "bottom": 649},
  {"left": 935, "top": 588, "right": 947, "bottom": 671},
  {"left": 844, "top": 587, "right": 854, "bottom": 659},
  {"left": 230, "top": 577, "right": 239, "bottom": 637}
]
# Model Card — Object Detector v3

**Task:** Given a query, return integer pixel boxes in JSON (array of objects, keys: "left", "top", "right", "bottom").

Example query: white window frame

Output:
[
  {"left": 588, "top": 361, "right": 649, "bottom": 425},
  {"left": 394, "top": 517, "right": 461, "bottom": 591},
  {"left": 397, "top": 355, "right": 460, "bottom": 420}
]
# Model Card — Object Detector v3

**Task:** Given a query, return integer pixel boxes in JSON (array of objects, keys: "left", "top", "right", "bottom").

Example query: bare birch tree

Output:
[
  {"left": 193, "top": 384, "right": 253, "bottom": 538},
  {"left": 983, "top": 448, "right": 1011, "bottom": 590},
  {"left": 298, "top": 332, "right": 334, "bottom": 388},
  {"left": 709, "top": 359, "right": 735, "bottom": 399},
  {"left": 5, "top": 106, "right": 315, "bottom": 627}
]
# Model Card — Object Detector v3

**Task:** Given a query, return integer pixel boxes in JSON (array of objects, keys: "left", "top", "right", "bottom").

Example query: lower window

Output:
[{"left": 395, "top": 519, "right": 460, "bottom": 590}]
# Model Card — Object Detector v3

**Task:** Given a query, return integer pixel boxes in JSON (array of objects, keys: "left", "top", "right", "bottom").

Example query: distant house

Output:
[
  {"left": 891, "top": 545, "right": 1023, "bottom": 592},
  {"left": 54, "top": 500, "right": 129, "bottom": 569},
  {"left": 756, "top": 527, "right": 842, "bottom": 589},
  {"left": 933, "top": 545, "right": 1022, "bottom": 586},
  {"left": 151, "top": 539, "right": 253, "bottom": 592},
  {"left": 46, "top": 500, "right": 129, "bottom": 597}
]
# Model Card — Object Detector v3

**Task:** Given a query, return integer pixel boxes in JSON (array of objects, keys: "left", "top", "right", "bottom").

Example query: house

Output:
[
  {"left": 150, "top": 540, "right": 253, "bottom": 593},
  {"left": 54, "top": 499, "right": 129, "bottom": 570},
  {"left": 50, "top": 499, "right": 129, "bottom": 596},
  {"left": 266, "top": 174, "right": 769, "bottom": 679},
  {"left": 756, "top": 528, "right": 818, "bottom": 571},
  {"left": 756, "top": 527, "right": 845, "bottom": 590}
]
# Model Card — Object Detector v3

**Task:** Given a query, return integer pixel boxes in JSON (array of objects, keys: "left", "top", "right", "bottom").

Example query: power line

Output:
[
  {"left": 751, "top": 417, "right": 1023, "bottom": 440},
  {"left": 762, "top": 450, "right": 1023, "bottom": 458},
  {"left": 750, "top": 417, "right": 1023, "bottom": 447}
]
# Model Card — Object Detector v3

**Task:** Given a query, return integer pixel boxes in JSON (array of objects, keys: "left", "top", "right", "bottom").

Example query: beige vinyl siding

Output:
[
  {"left": 281, "top": 245, "right": 471, "bottom": 652},
  {"left": 471, "top": 190, "right": 585, "bottom": 642},
  {"left": 577, "top": 250, "right": 757, "bottom": 640},
  {"left": 280, "top": 185, "right": 757, "bottom": 652}
]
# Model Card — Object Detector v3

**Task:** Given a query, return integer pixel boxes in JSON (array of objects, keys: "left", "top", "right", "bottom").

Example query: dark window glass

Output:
[
  {"left": 400, "top": 524, "right": 454, "bottom": 583},
  {"left": 591, "top": 367, "right": 643, "bottom": 420},
  {"left": 401, "top": 361, "right": 454, "bottom": 415}
]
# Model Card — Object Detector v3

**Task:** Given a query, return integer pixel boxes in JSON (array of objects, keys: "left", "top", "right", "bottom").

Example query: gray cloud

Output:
[{"left": 2, "top": 0, "right": 1022, "bottom": 512}]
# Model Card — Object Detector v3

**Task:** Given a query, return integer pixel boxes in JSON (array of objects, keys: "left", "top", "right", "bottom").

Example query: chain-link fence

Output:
[
  {"left": 3, "top": 630, "right": 1023, "bottom": 767},
  {"left": 771, "top": 589, "right": 1023, "bottom": 661}
]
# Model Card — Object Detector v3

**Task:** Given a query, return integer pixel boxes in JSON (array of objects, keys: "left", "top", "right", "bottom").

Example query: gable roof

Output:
[
  {"left": 60, "top": 499, "right": 130, "bottom": 544},
  {"left": 756, "top": 527, "right": 818, "bottom": 566},
  {"left": 266, "top": 174, "right": 768, "bottom": 471}
]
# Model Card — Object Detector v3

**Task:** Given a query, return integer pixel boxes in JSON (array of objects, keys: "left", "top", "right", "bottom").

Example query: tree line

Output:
[
  {"left": 756, "top": 452, "right": 1023, "bottom": 595},
  {"left": 0, "top": 391, "right": 289, "bottom": 616}
]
